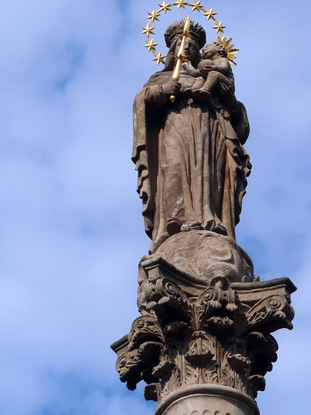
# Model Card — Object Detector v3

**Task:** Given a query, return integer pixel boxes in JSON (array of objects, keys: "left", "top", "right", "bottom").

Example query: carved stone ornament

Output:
[{"left": 111, "top": 252, "right": 295, "bottom": 405}]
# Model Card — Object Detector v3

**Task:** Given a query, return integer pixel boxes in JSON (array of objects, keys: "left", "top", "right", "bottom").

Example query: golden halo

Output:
[{"left": 142, "top": 1, "right": 239, "bottom": 65}]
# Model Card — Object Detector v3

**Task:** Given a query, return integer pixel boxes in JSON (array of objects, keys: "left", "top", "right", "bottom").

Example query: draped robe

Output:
[{"left": 132, "top": 69, "right": 251, "bottom": 254}]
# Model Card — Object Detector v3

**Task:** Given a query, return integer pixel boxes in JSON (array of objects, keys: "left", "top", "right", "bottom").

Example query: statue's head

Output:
[
  {"left": 163, "top": 20, "right": 206, "bottom": 70},
  {"left": 164, "top": 20, "right": 206, "bottom": 50},
  {"left": 202, "top": 42, "right": 227, "bottom": 59}
]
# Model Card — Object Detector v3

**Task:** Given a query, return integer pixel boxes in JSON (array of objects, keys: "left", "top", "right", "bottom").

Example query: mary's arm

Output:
[
  {"left": 218, "top": 83, "right": 250, "bottom": 144},
  {"left": 144, "top": 81, "right": 181, "bottom": 109}
]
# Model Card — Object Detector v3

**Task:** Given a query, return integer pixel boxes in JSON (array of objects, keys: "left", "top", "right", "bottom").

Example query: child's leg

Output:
[
  {"left": 190, "top": 76, "right": 205, "bottom": 90},
  {"left": 200, "top": 71, "right": 230, "bottom": 93}
]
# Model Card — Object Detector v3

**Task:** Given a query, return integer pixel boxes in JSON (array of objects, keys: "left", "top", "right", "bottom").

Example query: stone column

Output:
[{"left": 154, "top": 385, "right": 259, "bottom": 415}]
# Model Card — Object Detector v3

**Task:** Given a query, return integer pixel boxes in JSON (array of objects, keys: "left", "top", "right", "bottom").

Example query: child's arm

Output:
[
  {"left": 211, "top": 57, "right": 231, "bottom": 75},
  {"left": 182, "top": 61, "right": 201, "bottom": 77}
]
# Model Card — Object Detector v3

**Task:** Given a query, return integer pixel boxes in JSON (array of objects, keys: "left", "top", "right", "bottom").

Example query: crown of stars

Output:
[
  {"left": 203, "top": 8, "right": 217, "bottom": 20},
  {"left": 153, "top": 52, "right": 166, "bottom": 65},
  {"left": 158, "top": 1, "right": 172, "bottom": 14},
  {"left": 147, "top": 9, "right": 160, "bottom": 22},
  {"left": 142, "top": 23, "right": 155, "bottom": 36},
  {"left": 191, "top": 0, "right": 203, "bottom": 12},
  {"left": 142, "top": 1, "right": 239, "bottom": 66},
  {"left": 213, "top": 21, "right": 226, "bottom": 33},
  {"left": 174, "top": 0, "right": 186, "bottom": 9},
  {"left": 144, "top": 38, "right": 158, "bottom": 52}
]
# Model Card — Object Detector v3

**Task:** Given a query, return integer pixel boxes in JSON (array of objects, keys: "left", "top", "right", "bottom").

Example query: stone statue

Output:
[
  {"left": 133, "top": 21, "right": 251, "bottom": 254},
  {"left": 112, "top": 17, "right": 295, "bottom": 415}
]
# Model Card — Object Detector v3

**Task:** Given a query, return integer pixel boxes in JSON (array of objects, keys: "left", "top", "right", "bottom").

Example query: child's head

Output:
[{"left": 202, "top": 42, "right": 227, "bottom": 59}]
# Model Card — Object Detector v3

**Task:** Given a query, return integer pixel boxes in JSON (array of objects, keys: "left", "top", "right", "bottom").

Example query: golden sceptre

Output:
[{"left": 170, "top": 15, "right": 191, "bottom": 103}]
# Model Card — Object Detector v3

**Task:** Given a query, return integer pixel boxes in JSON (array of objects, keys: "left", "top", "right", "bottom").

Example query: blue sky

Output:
[{"left": 0, "top": 0, "right": 310, "bottom": 414}]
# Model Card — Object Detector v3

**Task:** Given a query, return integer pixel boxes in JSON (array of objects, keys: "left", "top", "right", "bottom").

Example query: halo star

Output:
[
  {"left": 153, "top": 52, "right": 166, "bottom": 65},
  {"left": 175, "top": 0, "right": 186, "bottom": 9},
  {"left": 147, "top": 9, "right": 161, "bottom": 22},
  {"left": 203, "top": 8, "right": 217, "bottom": 20},
  {"left": 142, "top": 23, "right": 155, "bottom": 36},
  {"left": 213, "top": 21, "right": 226, "bottom": 33},
  {"left": 192, "top": 1, "right": 204, "bottom": 12},
  {"left": 145, "top": 38, "right": 158, "bottom": 52},
  {"left": 158, "top": 1, "right": 172, "bottom": 14}
]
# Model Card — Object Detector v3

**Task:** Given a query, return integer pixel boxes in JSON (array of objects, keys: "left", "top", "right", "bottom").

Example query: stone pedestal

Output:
[
  {"left": 154, "top": 385, "right": 259, "bottom": 415},
  {"left": 111, "top": 233, "right": 296, "bottom": 414}
]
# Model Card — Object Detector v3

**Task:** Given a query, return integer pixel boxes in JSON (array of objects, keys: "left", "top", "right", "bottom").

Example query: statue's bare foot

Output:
[
  {"left": 191, "top": 89, "right": 206, "bottom": 100},
  {"left": 180, "top": 222, "right": 191, "bottom": 232},
  {"left": 180, "top": 220, "right": 202, "bottom": 232},
  {"left": 198, "top": 88, "right": 210, "bottom": 96}
]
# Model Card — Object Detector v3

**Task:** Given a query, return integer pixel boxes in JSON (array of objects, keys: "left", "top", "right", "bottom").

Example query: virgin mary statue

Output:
[{"left": 132, "top": 21, "right": 251, "bottom": 254}]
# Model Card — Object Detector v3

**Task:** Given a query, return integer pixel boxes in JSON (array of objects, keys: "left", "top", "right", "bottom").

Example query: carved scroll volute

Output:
[{"left": 246, "top": 294, "right": 294, "bottom": 333}]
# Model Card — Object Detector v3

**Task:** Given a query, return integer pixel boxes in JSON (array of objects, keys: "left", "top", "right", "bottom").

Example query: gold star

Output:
[
  {"left": 147, "top": 9, "right": 160, "bottom": 23},
  {"left": 144, "top": 39, "right": 158, "bottom": 52},
  {"left": 217, "top": 36, "right": 239, "bottom": 66},
  {"left": 213, "top": 21, "right": 226, "bottom": 34},
  {"left": 153, "top": 52, "right": 166, "bottom": 65},
  {"left": 158, "top": 1, "right": 172, "bottom": 14},
  {"left": 203, "top": 8, "right": 217, "bottom": 20},
  {"left": 142, "top": 23, "right": 155, "bottom": 36},
  {"left": 192, "top": 0, "right": 203, "bottom": 12},
  {"left": 174, "top": 0, "right": 185, "bottom": 9}
]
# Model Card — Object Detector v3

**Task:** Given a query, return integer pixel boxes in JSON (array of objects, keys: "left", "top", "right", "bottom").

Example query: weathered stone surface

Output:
[
  {"left": 156, "top": 231, "right": 255, "bottom": 283},
  {"left": 112, "top": 257, "right": 295, "bottom": 403},
  {"left": 112, "top": 17, "right": 296, "bottom": 415}
]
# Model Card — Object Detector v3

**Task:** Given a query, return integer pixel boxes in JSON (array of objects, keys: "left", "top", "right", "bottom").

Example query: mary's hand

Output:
[
  {"left": 161, "top": 81, "right": 181, "bottom": 97},
  {"left": 218, "top": 82, "right": 238, "bottom": 111},
  {"left": 182, "top": 61, "right": 200, "bottom": 77}
]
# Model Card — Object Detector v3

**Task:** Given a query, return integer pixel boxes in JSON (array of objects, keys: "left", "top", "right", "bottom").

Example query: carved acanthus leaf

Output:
[{"left": 186, "top": 336, "right": 215, "bottom": 363}]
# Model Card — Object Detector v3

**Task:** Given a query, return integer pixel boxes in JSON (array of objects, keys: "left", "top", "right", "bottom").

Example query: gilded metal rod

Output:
[{"left": 170, "top": 16, "right": 191, "bottom": 102}]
